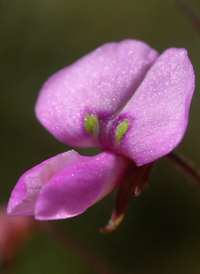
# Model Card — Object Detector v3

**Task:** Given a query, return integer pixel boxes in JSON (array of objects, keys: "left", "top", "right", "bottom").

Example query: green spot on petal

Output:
[
  {"left": 116, "top": 120, "right": 130, "bottom": 143},
  {"left": 84, "top": 113, "right": 99, "bottom": 135}
]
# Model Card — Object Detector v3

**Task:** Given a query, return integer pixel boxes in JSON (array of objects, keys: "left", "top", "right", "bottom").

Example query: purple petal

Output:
[
  {"left": 7, "top": 150, "right": 84, "bottom": 216},
  {"left": 35, "top": 40, "right": 158, "bottom": 147},
  {"left": 35, "top": 151, "right": 132, "bottom": 220},
  {"left": 118, "top": 48, "right": 195, "bottom": 166}
]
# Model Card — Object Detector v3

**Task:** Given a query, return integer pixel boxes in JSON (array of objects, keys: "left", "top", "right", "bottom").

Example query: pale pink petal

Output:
[
  {"left": 118, "top": 48, "right": 195, "bottom": 165},
  {"left": 7, "top": 150, "right": 84, "bottom": 216},
  {"left": 35, "top": 151, "right": 132, "bottom": 220},
  {"left": 35, "top": 40, "right": 158, "bottom": 147}
]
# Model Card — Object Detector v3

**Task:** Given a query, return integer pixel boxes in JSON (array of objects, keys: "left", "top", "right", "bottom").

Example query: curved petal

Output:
[
  {"left": 7, "top": 150, "right": 84, "bottom": 216},
  {"left": 35, "top": 151, "right": 132, "bottom": 220},
  {"left": 7, "top": 163, "right": 46, "bottom": 217},
  {"left": 118, "top": 48, "right": 195, "bottom": 166},
  {"left": 35, "top": 40, "right": 158, "bottom": 147}
]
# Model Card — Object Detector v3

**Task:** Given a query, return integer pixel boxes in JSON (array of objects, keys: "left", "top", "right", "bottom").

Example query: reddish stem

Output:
[
  {"left": 171, "top": 0, "right": 200, "bottom": 35},
  {"left": 167, "top": 152, "right": 200, "bottom": 185}
]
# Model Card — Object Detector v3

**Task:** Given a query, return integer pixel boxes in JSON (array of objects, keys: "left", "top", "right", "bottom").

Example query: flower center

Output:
[
  {"left": 84, "top": 112, "right": 130, "bottom": 152},
  {"left": 84, "top": 113, "right": 99, "bottom": 136},
  {"left": 115, "top": 120, "right": 130, "bottom": 143}
]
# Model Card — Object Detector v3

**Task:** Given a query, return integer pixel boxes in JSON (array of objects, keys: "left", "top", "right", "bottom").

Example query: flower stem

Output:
[
  {"left": 171, "top": 0, "right": 200, "bottom": 35},
  {"left": 166, "top": 152, "right": 200, "bottom": 185}
]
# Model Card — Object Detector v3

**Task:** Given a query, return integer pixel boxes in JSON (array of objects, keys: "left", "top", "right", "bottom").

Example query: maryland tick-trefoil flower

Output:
[{"left": 7, "top": 40, "right": 195, "bottom": 232}]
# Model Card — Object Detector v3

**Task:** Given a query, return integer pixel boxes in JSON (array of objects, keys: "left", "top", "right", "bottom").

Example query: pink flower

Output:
[{"left": 7, "top": 40, "right": 195, "bottom": 230}]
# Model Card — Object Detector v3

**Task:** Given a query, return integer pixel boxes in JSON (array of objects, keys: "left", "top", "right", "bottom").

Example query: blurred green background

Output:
[{"left": 1, "top": 0, "right": 200, "bottom": 273}]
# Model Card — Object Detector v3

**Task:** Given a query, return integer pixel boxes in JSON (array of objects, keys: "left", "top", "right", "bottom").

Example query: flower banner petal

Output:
[
  {"left": 118, "top": 48, "right": 195, "bottom": 166},
  {"left": 35, "top": 40, "right": 158, "bottom": 147}
]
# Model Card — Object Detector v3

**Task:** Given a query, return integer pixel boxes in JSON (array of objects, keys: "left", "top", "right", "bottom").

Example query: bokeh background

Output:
[{"left": 1, "top": 0, "right": 200, "bottom": 273}]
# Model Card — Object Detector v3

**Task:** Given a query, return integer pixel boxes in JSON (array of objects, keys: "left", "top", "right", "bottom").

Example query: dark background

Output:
[{"left": 1, "top": 0, "right": 200, "bottom": 273}]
